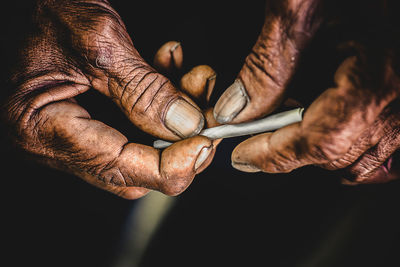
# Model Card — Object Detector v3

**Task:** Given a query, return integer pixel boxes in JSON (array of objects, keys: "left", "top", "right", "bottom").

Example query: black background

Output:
[{"left": 2, "top": 1, "right": 400, "bottom": 267}]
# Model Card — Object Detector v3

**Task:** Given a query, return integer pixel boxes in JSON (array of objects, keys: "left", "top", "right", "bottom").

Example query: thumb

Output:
[
  {"left": 94, "top": 59, "right": 204, "bottom": 141},
  {"left": 88, "top": 42, "right": 204, "bottom": 142},
  {"left": 213, "top": 0, "right": 321, "bottom": 124},
  {"left": 70, "top": 3, "right": 204, "bottom": 141}
]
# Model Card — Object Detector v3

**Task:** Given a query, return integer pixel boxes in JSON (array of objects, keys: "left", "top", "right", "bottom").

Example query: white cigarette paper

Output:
[{"left": 153, "top": 107, "right": 304, "bottom": 149}]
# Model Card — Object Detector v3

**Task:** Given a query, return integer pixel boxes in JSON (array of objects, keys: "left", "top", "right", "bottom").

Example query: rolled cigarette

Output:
[{"left": 153, "top": 107, "right": 304, "bottom": 149}]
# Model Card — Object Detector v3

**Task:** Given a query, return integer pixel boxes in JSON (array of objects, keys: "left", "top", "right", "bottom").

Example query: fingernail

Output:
[
  {"left": 170, "top": 42, "right": 181, "bottom": 52},
  {"left": 164, "top": 98, "right": 204, "bottom": 138},
  {"left": 206, "top": 74, "right": 217, "bottom": 102},
  {"left": 170, "top": 42, "right": 182, "bottom": 70},
  {"left": 231, "top": 162, "right": 261, "bottom": 173},
  {"left": 195, "top": 146, "right": 213, "bottom": 170},
  {"left": 214, "top": 79, "right": 249, "bottom": 124}
]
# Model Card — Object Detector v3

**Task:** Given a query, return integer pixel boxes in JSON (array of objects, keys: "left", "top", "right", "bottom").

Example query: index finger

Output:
[{"left": 213, "top": 0, "right": 322, "bottom": 124}]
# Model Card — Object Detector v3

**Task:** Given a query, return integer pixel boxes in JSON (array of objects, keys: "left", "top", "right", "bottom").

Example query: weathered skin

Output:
[
  {"left": 215, "top": 0, "right": 400, "bottom": 184},
  {"left": 2, "top": 0, "right": 218, "bottom": 199}
]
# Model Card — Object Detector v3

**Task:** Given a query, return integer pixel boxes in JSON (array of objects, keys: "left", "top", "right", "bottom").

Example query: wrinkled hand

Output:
[
  {"left": 2, "top": 0, "right": 219, "bottom": 199},
  {"left": 214, "top": 0, "right": 400, "bottom": 184}
]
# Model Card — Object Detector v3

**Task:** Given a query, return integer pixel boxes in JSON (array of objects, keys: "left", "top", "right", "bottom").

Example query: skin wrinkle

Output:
[
  {"left": 7, "top": 82, "right": 84, "bottom": 140},
  {"left": 39, "top": 6, "right": 89, "bottom": 73},
  {"left": 122, "top": 70, "right": 157, "bottom": 110},
  {"left": 270, "top": 148, "right": 298, "bottom": 172},
  {"left": 246, "top": 50, "right": 282, "bottom": 88},
  {"left": 97, "top": 141, "right": 135, "bottom": 187},
  {"left": 4, "top": 0, "right": 400, "bottom": 199},
  {"left": 144, "top": 79, "right": 169, "bottom": 112},
  {"left": 107, "top": 168, "right": 127, "bottom": 187},
  {"left": 119, "top": 69, "right": 156, "bottom": 112},
  {"left": 119, "top": 67, "right": 150, "bottom": 102},
  {"left": 25, "top": 83, "right": 90, "bottom": 120},
  {"left": 3, "top": 0, "right": 221, "bottom": 199},
  {"left": 129, "top": 75, "right": 159, "bottom": 115},
  {"left": 319, "top": 109, "right": 391, "bottom": 170},
  {"left": 224, "top": 0, "right": 400, "bottom": 185}
]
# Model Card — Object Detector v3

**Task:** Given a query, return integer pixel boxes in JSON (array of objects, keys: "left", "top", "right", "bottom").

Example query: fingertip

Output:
[
  {"left": 162, "top": 135, "right": 213, "bottom": 170},
  {"left": 231, "top": 133, "right": 271, "bottom": 172},
  {"left": 153, "top": 41, "right": 183, "bottom": 74},
  {"left": 159, "top": 136, "right": 214, "bottom": 195},
  {"left": 164, "top": 98, "right": 205, "bottom": 139},
  {"left": 180, "top": 65, "right": 216, "bottom": 101}
]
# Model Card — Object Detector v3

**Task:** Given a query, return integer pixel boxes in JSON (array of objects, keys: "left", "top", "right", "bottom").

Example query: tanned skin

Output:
[
  {"left": 215, "top": 0, "right": 400, "bottom": 184},
  {"left": 2, "top": 0, "right": 218, "bottom": 199},
  {"left": 3, "top": 0, "right": 400, "bottom": 200}
]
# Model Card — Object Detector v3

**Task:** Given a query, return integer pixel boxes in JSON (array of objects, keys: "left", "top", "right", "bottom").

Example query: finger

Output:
[
  {"left": 318, "top": 106, "right": 395, "bottom": 171},
  {"left": 153, "top": 41, "right": 183, "bottom": 74},
  {"left": 180, "top": 65, "right": 220, "bottom": 145},
  {"left": 180, "top": 65, "right": 216, "bottom": 103},
  {"left": 21, "top": 99, "right": 214, "bottom": 199},
  {"left": 178, "top": 64, "right": 220, "bottom": 146},
  {"left": 88, "top": 183, "right": 151, "bottom": 200},
  {"left": 341, "top": 122, "right": 400, "bottom": 184},
  {"left": 341, "top": 150, "right": 400, "bottom": 185},
  {"left": 213, "top": 0, "right": 322, "bottom": 124},
  {"left": 231, "top": 57, "right": 398, "bottom": 173},
  {"left": 71, "top": 13, "right": 203, "bottom": 141}
]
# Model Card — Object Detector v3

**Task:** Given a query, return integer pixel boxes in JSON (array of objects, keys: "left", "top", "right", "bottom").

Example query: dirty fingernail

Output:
[
  {"left": 214, "top": 79, "right": 249, "bottom": 124},
  {"left": 164, "top": 98, "right": 204, "bottom": 138},
  {"left": 195, "top": 146, "right": 213, "bottom": 170},
  {"left": 170, "top": 42, "right": 183, "bottom": 69},
  {"left": 170, "top": 42, "right": 181, "bottom": 52},
  {"left": 206, "top": 74, "right": 217, "bottom": 102},
  {"left": 231, "top": 162, "right": 261, "bottom": 173}
]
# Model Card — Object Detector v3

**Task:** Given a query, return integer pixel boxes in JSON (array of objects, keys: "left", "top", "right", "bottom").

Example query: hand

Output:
[
  {"left": 2, "top": 0, "right": 219, "bottom": 199},
  {"left": 213, "top": 0, "right": 400, "bottom": 184}
]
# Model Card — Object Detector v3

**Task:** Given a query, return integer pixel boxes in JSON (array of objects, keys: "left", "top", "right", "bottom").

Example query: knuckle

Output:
[
  {"left": 96, "top": 152, "right": 135, "bottom": 188},
  {"left": 6, "top": 107, "right": 48, "bottom": 155},
  {"left": 305, "top": 134, "right": 351, "bottom": 162},
  {"left": 158, "top": 175, "right": 192, "bottom": 196},
  {"left": 322, "top": 157, "right": 354, "bottom": 170},
  {"left": 262, "top": 151, "right": 298, "bottom": 173},
  {"left": 98, "top": 167, "right": 128, "bottom": 187},
  {"left": 124, "top": 72, "right": 170, "bottom": 115},
  {"left": 244, "top": 50, "right": 283, "bottom": 89},
  {"left": 72, "top": 6, "right": 130, "bottom": 70}
]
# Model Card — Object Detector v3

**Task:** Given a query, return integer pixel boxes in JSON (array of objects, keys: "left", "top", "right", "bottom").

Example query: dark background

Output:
[{"left": 2, "top": 1, "right": 400, "bottom": 267}]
